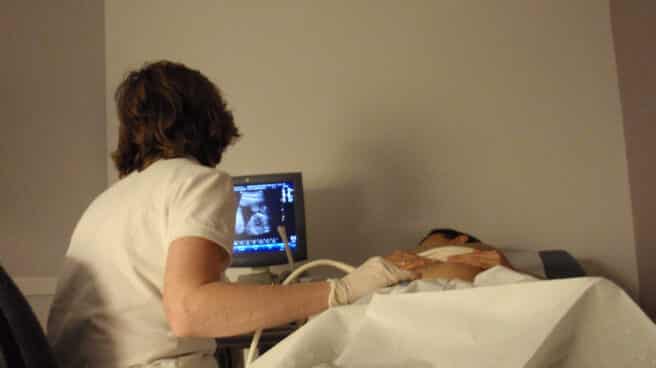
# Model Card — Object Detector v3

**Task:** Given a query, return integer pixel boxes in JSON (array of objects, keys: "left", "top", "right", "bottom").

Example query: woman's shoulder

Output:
[
  {"left": 151, "top": 158, "right": 233, "bottom": 200},
  {"left": 152, "top": 157, "right": 231, "bottom": 181}
]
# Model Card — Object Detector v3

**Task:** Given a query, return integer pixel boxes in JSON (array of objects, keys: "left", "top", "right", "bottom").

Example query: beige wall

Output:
[
  {"left": 611, "top": 0, "right": 656, "bottom": 318},
  {"left": 0, "top": 0, "right": 106, "bottom": 278},
  {"left": 105, "top": 1, "right": 639, "bottom": 295}
]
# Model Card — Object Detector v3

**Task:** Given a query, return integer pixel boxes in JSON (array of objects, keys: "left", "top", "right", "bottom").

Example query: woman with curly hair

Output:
[{"left": 46, "top": 61, "right": 414, "bottom": 368}]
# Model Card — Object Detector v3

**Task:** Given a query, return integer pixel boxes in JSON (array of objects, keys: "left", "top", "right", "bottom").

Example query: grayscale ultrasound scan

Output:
[{"left": 235, "top": 190, "right": 271, "bottom": 236}]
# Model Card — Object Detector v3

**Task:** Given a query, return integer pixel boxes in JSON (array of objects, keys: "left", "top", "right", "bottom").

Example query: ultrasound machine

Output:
[
  {"left": 221, "top": 172, "right": 355, "bottom": 367},
  {"left": 226, "top": 172, "right": 309, "bottom": 284}
]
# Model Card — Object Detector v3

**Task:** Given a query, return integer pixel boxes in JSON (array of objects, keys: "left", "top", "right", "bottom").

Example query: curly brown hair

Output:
[{"left": 111, "top": 61, "right": 240, "bottom": 178}]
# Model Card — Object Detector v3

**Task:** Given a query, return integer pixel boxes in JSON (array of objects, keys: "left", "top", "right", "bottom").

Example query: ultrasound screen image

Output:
[
  {"left": 232, "top": 181, "right": 297, "bottom": 254},
  {"left": 235, "top": 190, "right": 271, "bottom": 236}
]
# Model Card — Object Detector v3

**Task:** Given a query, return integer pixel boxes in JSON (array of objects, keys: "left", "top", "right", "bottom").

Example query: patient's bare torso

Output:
[
  {"left": 416, "top": 262, "right": 482, "bottom": 282},
  {"left": 388, "top": 243, "right": 497, "bottom": 282}
]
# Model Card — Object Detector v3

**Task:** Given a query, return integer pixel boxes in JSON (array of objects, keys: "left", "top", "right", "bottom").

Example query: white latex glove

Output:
[{"left": 327, "top": 256, "right": 417, "bottom": 306}]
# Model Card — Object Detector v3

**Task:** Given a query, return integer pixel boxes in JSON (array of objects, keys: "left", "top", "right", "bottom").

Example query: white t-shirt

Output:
[{"left": 47, "top": 158, "right": 236, "bottom": 368}]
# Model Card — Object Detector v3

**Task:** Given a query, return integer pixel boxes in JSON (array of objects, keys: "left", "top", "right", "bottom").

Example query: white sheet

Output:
[
  {"left": 417, "top": 245, "right": 476, "bottom": 261},
  {"left": 251, "top": 267, "right": 656, "bottom": 368}
]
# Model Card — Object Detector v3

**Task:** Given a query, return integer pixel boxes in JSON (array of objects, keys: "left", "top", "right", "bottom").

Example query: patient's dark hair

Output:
[
  {"left": 111, "top": 60, "right": 240, "bottom": 178},
  {"left": 419, "top": 228, "right": 480, "bottom": 244}
]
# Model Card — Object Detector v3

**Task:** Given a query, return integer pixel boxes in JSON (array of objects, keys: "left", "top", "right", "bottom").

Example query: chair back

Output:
[{"left": 0, "top": 266, "right": 58, "bottom": 368}]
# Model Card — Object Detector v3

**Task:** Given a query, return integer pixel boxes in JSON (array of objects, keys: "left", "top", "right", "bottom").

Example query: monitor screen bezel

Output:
[{"left": 229, "top": 172, "right": 308, "bottom": 268}]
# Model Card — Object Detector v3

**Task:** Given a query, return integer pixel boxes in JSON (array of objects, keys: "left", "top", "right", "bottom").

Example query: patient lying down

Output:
[{"left": 384, "top": 228, "right": 516, "bottom": 282}]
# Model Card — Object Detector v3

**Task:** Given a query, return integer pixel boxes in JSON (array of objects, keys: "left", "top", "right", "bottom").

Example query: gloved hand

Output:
[{"left": 327, "top": 256, "right": 418, "bottom": 306}]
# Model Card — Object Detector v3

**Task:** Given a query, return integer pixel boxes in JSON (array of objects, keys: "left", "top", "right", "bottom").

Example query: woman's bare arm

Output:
[{"left": 163, "top": 237, "right": 330, "bottom": 338}]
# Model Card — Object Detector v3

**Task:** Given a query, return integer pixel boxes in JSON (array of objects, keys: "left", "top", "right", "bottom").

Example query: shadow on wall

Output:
[
  {"left": 303, "top": 185, "right": 366, "bottom": 279},
  {"left": 305, "top": 123, "right": 445, "bottom": 271},
  {"left": 577, "top": 258, "right": 639, "bottom": 303}
]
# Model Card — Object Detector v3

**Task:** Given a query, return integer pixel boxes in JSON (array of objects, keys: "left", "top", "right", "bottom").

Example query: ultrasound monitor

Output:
[{"left": 230, "top": 172, "right": 307, "bottom": 268}]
